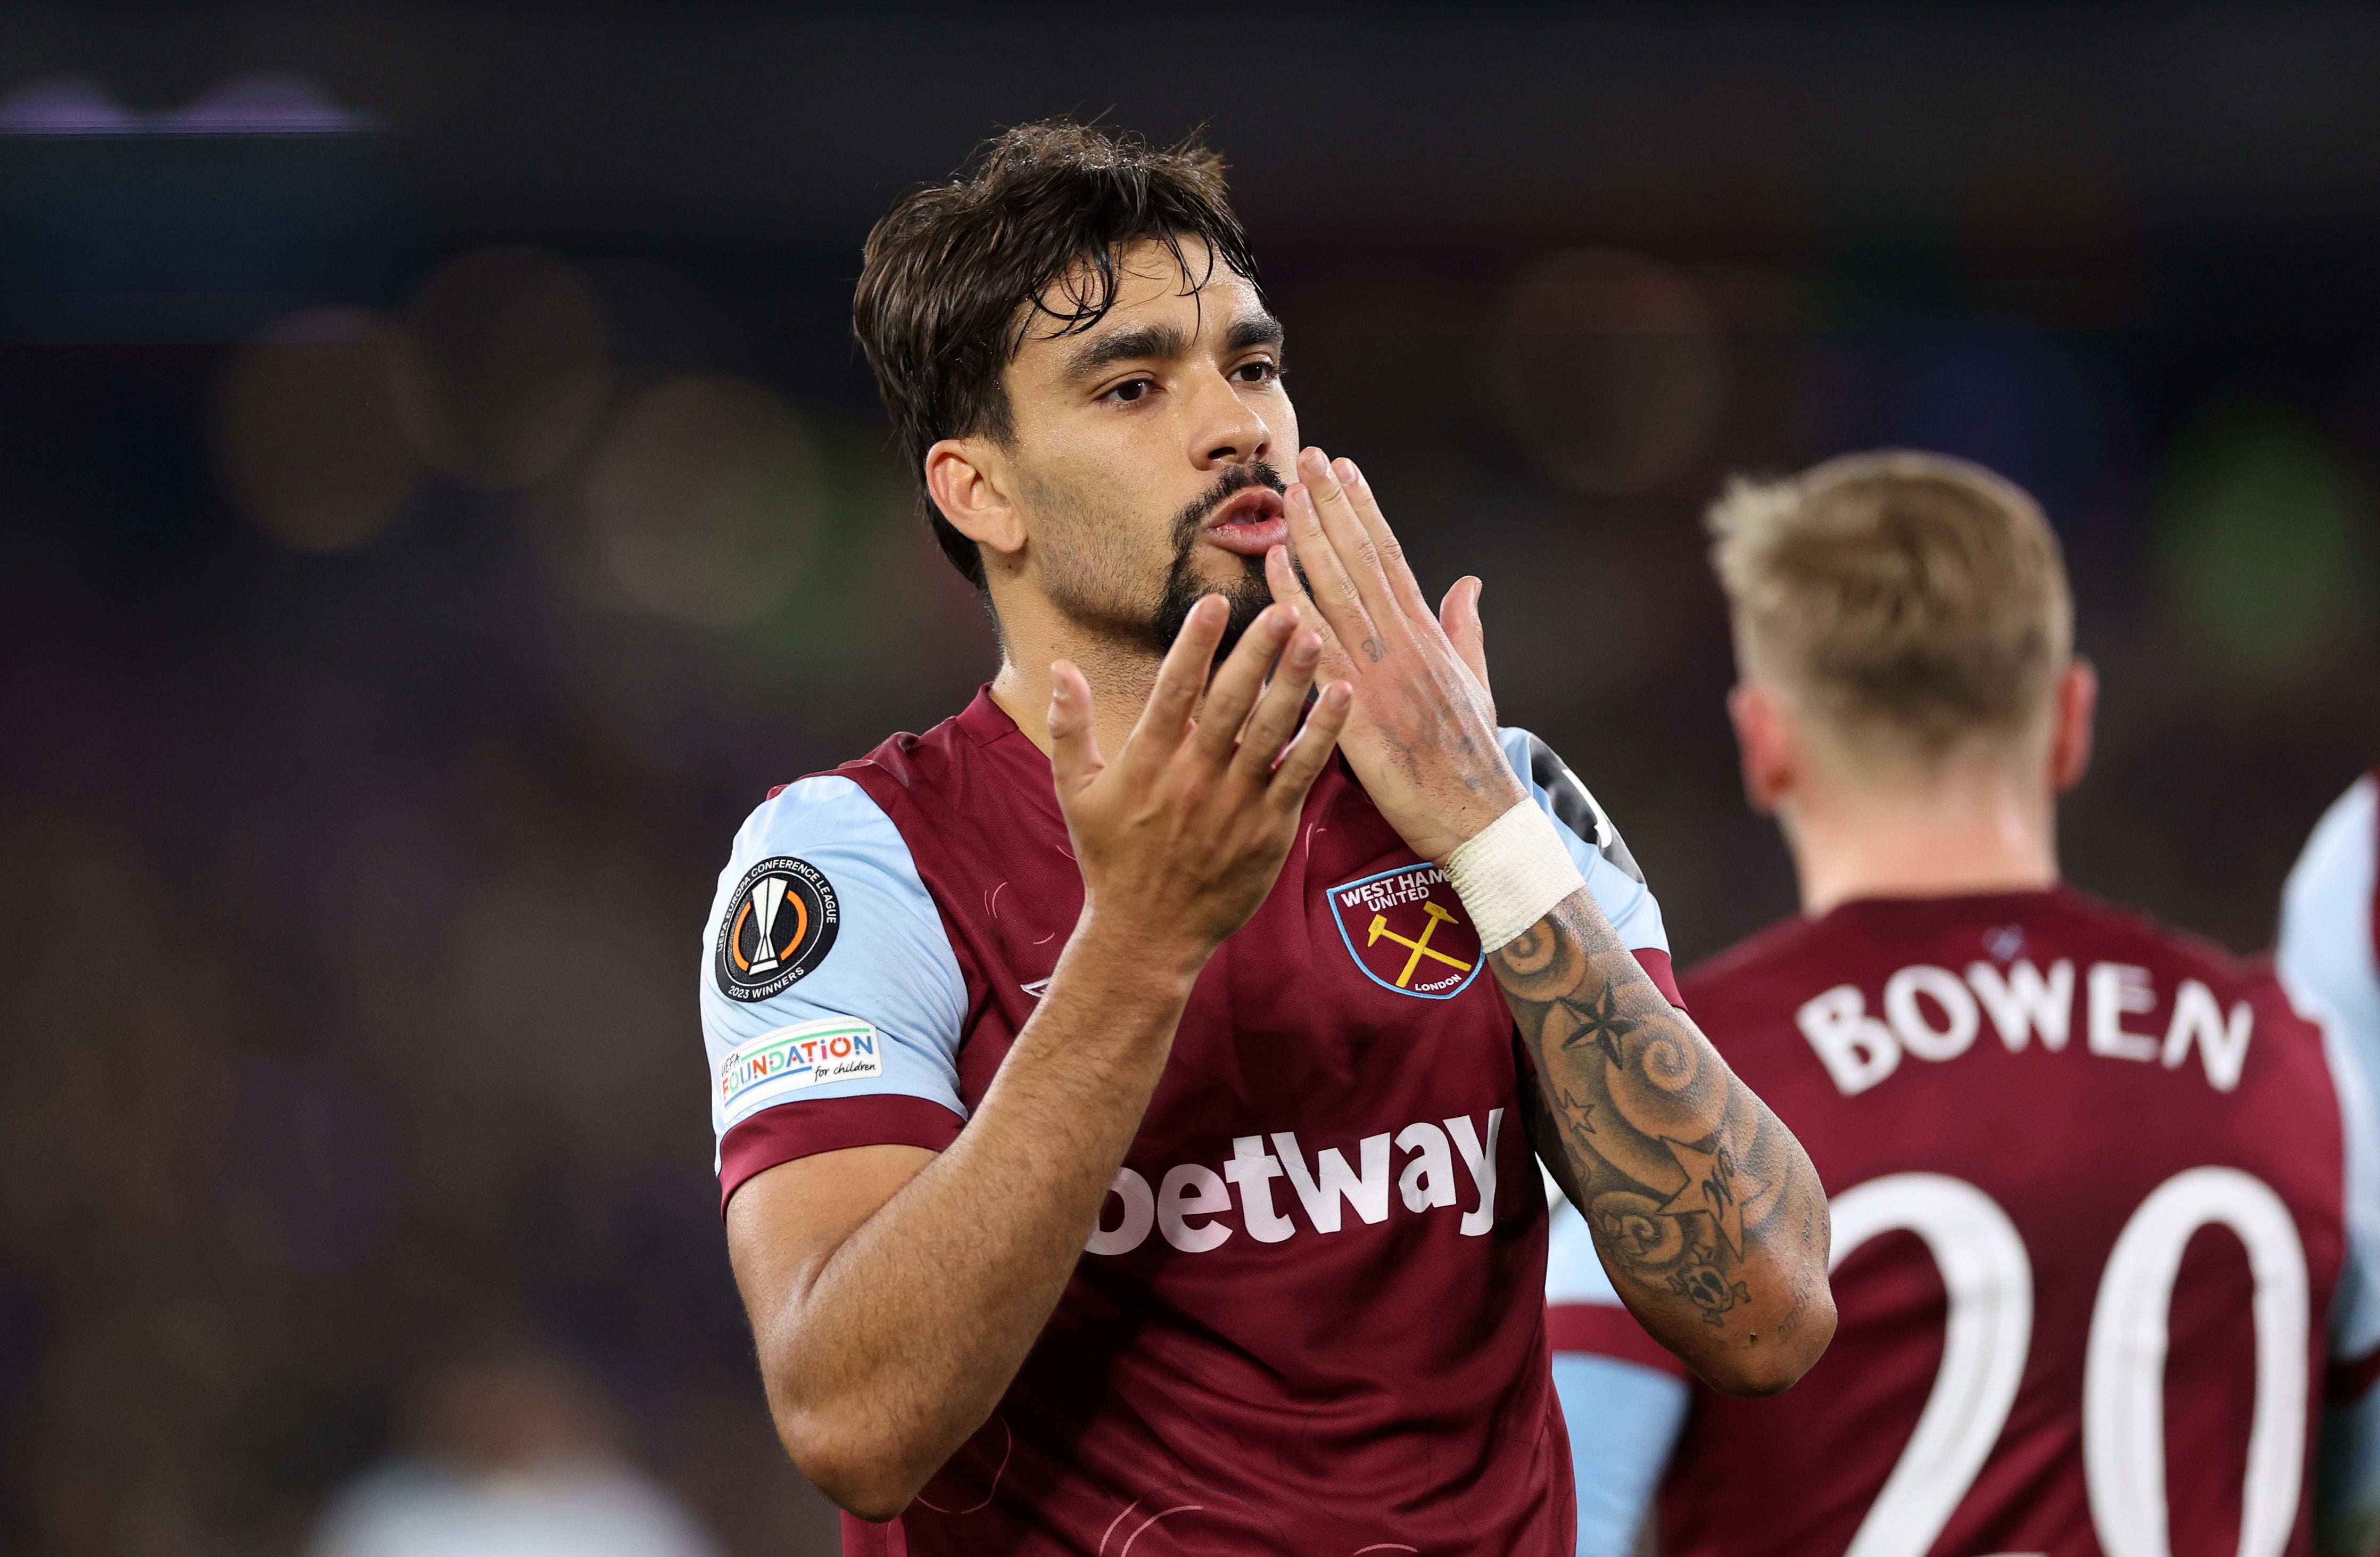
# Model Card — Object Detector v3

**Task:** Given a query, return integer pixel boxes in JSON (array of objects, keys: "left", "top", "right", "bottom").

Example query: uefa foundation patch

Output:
[
  {"left": 1326, "top": 862, "right": 1484, "bottom": 1000},
  {"left": 720, "top": 1017, "right": 882, "bottom": 1124},
  {"left": 716, "top": 856, "right": 840, "bottom": 1001}
]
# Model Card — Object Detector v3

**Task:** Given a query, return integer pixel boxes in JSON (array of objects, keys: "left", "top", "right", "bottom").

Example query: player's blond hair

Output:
[{"left": 1706, "top": 450, "right": 2073, "bottom": 760}]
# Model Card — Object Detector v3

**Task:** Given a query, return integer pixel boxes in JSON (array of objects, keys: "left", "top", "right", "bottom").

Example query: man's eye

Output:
[
  {"left": 1105, "top": 380, "right": 1152, "bottom": 403},
  {"left": 1235, "top": 361, "right": 1280, "bottom": 384}
]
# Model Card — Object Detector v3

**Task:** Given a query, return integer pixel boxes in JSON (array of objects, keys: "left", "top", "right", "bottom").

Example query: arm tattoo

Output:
[{"left": 1496, "top": 893, "right": 1824, "bottom": 1340}]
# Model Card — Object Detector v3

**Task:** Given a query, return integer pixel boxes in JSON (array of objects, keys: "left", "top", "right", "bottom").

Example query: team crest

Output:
[
  {"left": 715, "top": 856, "right": 840, "bottom": 1002},
  {"left": 1326, "top": 863, "right": 1484, "bottom": 1000}
]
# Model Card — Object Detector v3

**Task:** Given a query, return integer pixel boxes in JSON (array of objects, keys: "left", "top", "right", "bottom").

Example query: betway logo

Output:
[{"left": 1084, "top": 1109, "right": 1505, "bottom": 1256}]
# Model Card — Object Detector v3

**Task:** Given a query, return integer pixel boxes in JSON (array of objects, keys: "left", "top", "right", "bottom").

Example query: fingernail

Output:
[
  {"left": 1323, "top": 682, "right": 1352, "bottom": 706},
  {"left": 1290, "top": 635, "right": 1319, "bottom": 665},
  {"left": 1335, "top": 458, "right": 1359, "bottom": 485},
  {"left": 1300, "top": 447, "right": 1328, "bottom": 477},
  {"left": 1290, "top": 485, "right": 1314, "bottom": 513}
]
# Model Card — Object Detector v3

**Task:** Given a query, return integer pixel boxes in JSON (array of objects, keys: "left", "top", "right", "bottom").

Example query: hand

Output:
[
  {"left": 1049, "top": 596, "right": 1351, "bottom": 974},
  {"left": 1265, "top": 446, "right": 1524, "bottom": 863}
]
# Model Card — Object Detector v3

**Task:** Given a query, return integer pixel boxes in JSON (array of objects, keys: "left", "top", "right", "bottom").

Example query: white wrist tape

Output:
[{"left": 1443, "top": 801, "right": 1587, "bottom": 953}]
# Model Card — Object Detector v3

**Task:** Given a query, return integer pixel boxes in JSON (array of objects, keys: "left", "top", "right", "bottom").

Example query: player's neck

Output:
[
  {"left": 987, "top": 604, "right": 1166, "bottom": 763},
  {"left": 1783, "top": 768, "right": 2059, "bottom": 918}
]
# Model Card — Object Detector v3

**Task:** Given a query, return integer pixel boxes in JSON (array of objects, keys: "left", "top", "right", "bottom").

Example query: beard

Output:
[
  {"left": 1036, "top": 460, "right": 1295, "bottom": 662},
  {"left": 1150, "top": 462, "right": 1288, "bottom": 660}
]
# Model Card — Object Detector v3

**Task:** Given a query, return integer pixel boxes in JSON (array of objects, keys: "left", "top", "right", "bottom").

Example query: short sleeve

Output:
[
  {"left": 2281, "top": 776, "right": 2380, "bottom": 1075},
  {"left": 2320, "top": 1009, "right": 2380, "bottom": 1393},
  {"left": 1501, "top": 727, "right": 1680, "bottom": 1004},
  {"left": 700, "top": 775, "right": 969, "bottom": 1210},
  {"left": 2276, "top": 776, "right": 2380, "bottom": 1389}
]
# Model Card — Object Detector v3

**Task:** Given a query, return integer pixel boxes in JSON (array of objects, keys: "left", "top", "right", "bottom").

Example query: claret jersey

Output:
[
  {"left": 699, "top": 689, "right": 1676, "bottom": 1556},
  {"left": 1548, "top": 885, "right": 2380, "bottom": 1557}
]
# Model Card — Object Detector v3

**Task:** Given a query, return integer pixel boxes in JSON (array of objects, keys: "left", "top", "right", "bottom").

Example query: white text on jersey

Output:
[
  {"left": 1797, "top": 959, "right": 2254, "bottom": 1097},
  {"left": 1083, "top": 1109, "right": 1507, "bottom": 1255}
]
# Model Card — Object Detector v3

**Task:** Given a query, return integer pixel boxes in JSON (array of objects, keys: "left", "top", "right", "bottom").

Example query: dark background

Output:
[{"left": 3, "top": 5, "right": 2377, "bottom": 1553}]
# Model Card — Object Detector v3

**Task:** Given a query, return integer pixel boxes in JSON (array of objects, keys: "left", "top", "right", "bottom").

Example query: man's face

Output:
[{"left": 996, "top": 239, "right": 1296, "bottom": 655}]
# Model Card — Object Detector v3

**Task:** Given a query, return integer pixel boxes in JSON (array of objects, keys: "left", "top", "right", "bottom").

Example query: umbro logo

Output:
[{"left": 1021, "top": 977, "right": 1051, "bottom": 999}]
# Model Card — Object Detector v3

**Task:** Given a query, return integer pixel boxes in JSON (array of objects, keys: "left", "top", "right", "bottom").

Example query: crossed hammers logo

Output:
[{"left": 1367, "top": 900, "right": 1476, "bottom": 989}]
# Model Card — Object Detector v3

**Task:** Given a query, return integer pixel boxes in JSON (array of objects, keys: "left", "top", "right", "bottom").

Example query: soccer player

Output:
[
  {"left": 2280, "top": 775, "right": 2380, "bottom": 1551},
  {"left": 698, "top": 122, "right": 1837, "bottom": 1555},
  {"left": 1547, "top": 452, "right": 2380, "bottom": 1556}
]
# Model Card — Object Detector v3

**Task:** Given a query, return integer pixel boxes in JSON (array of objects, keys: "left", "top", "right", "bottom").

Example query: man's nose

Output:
[{"left": 1186, "top": 371, "right": 1271, "bottom": 470}]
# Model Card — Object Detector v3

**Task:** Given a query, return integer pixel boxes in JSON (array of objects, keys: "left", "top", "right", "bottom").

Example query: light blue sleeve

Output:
[
  {"left": 1501, "top": 727, "right": 1668, "bottom": 957},
  {"left": 1544, "top": 1188, "right": 1689, "bottom": 1557},
  {"left": 1555, "top": 1353, "right": 1687, "bottom": 1556},
  {"left": 2277, "top": 776, "right": 2380, "bottom": 1371},
  {"left": 2282, "top": 776, "right": 2380, "bottom": 1108},
  {"left": 2325, "top": 1011, "right": 2380, "bottom": 1379},
  {"left": 698, "top": 775, "right": 968, "bottom": 1159}
]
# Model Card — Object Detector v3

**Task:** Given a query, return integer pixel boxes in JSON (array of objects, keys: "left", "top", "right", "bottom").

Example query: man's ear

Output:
[
  {"left": 2050, "top": 658, "right": 2097, "bottom": 794},
  {"left": 924, "top": 438, "right": 1027, "bottom": 561},
  {"left": 1728, "top": 681, "right": 1798, "bottom": 817}
]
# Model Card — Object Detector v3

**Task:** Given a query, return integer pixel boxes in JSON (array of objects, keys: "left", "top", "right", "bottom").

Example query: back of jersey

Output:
[{"left": 1651, "top": 886, "right": 2369, "bottom": 1557}]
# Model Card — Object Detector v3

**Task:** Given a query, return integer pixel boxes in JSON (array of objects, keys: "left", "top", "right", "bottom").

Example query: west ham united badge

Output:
[
  {"left": 716, "top": 856, "right": 840, "bottom": 1002},
  {"left": 1326, "top": 862, "right": 1484, "bottom": 1000}
]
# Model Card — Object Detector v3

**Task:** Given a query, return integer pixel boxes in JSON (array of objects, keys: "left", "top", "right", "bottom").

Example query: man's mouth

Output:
[{"left": 1199, "top": 486, "right": 1289, "bottom": 556}]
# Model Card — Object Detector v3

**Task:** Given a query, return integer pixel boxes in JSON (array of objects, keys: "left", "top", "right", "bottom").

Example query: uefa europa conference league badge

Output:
[{"left": 716, "top": 856, "right": 840, "bottom": 1001}]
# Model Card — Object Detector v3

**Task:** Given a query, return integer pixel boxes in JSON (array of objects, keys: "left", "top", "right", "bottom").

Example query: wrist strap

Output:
[{"left": 1443, "top": 801, "right": 1587, "bottom": 954}]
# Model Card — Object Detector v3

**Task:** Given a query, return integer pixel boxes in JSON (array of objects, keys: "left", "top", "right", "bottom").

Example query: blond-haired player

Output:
[{"left": 1546, "top": 451, "right": 2380, "bottom": 1556}]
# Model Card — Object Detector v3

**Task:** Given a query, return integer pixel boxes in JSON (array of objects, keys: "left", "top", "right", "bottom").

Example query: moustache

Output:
[{"left": 1171, "top": 462, "right": 1288, "bottom": 546}]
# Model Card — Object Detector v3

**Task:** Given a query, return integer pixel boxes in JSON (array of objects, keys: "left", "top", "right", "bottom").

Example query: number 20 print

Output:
[{"left": 1831, "top": 1168, "right": 2308, "bottom": 1557}]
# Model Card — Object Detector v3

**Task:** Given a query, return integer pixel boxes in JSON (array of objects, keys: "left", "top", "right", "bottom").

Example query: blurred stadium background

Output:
[{"left": 3, "top": 5, "right": 2378, "bottom": 1553}]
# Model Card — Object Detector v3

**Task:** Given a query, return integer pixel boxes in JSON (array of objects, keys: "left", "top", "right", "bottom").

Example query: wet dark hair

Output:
[{"left": 852, "top": 121, "right": 1263, "bottom": 588}]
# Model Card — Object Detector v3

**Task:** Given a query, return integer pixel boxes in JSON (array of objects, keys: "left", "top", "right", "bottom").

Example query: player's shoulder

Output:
[
  {"left": 1679, "top": 911, "right": 1823, "bottom": 1006},
  {"left": 742, "top": 769, "right": 897, "bottom": 848},
  {"left": 797, "top": 702, "right": 986, "bottom": 801},
  {"left": 2298, "top": 768, "right": 2380, "bottom": 869},
  {"left": 1680, "top": 884, "right": 2321, "bottom": 1079},
  {"left": 733, "top": 695, "right": 1006, "bottom": 849},
  {"left": 2282, "top": 772, "right": 2379, "bottom": 952},
  {"left": 2051, "top": 883, "right": 2289, "bottom": 1003},
  {"left": 1684, "top": 885, "right": 2283, "bottom": 999}
]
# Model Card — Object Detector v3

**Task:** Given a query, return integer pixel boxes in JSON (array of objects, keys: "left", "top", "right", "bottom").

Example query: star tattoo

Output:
[
  {"left": 1557, "top": 985, "right": 1641, "bottom": 1066},
  {"left": 1655, "top": 1136, "right": 1769, "bottom": 1259}
]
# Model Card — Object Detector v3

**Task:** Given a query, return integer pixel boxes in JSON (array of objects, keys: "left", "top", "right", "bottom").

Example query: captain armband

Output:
[{"left": 1442, "top": 800, "right": 1588, "bottom": 954}]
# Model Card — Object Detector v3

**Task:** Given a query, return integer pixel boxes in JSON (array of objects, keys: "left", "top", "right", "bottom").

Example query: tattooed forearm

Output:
[{"left": 1499, "top": 890, "right": 1834, "bottom": 1391}]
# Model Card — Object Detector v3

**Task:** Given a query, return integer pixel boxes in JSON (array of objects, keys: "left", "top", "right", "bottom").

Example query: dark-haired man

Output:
[
  {"left": 699, "top": 123, "right": 1834, "bottom": 1555},
  {"left": 1546, "top": 452, "right": 2380, "bottom": 1556}
]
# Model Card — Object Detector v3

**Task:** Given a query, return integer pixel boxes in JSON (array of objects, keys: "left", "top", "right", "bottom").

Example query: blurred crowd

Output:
[{"left": 4, "top": 10, "right": 2380, "bottom": 1556}]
